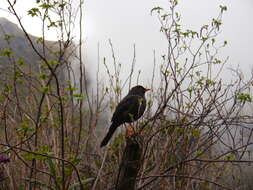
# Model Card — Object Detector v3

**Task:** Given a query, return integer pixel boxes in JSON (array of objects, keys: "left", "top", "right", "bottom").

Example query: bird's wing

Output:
[{"left": 111, "top": 95, "right": 144, "bottom": 123}]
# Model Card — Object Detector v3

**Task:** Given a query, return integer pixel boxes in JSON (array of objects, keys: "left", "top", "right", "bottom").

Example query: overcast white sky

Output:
[
  {"left": 0, "top": 0, "right": 253, "bottom": 85},
  {"left": 85, "top": 0, "right": 253, "bottom": 85}
]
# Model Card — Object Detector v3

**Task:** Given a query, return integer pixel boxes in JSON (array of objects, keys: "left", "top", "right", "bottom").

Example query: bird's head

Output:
[{"left": 128, "top": 85, "right": 151, "bottom": 96}]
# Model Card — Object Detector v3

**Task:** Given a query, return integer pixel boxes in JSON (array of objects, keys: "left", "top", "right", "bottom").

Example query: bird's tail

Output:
[{"left": 100, "top": 123, "right": 118, "bottom": 147}]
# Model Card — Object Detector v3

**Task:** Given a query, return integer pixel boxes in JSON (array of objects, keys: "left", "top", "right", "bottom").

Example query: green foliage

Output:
[
  {"left": 214, "top": 58, "right": 222, "bottom": 64},
  {"left": 147, "top": 99, "right": 152, "bottom": 108},
  {"left": 115, "top": 86, "right": 121, "bottom": 94},
  {"left": 16, "top": 121, "right": 35, "bottom": 135},
  {"left": 28, "top": 8, "right": 41, "bottom": 17},
  {"left": 18, "top": 184, "right": 25, "bottom": 190},
  {"left": 1, "top": 48, "right": 13, "bottom": 56},
  {"left": 39, "top": 2, "right": 54, "bottom": 9},
  {"left": 191, "top": 129, "right": 201, "bottom": 137},
  {"left": 22, "top": 146, "right": 52, "bottom": 161},
  {"left": 220, "top": 5, "right": 228, "bottom": 13},
  {"left": 46, "top": 158, "right": 57, "bottom": 179},
  {"left": 73, "top": 93, "right": 85, "bottom": 100},
  {"left": 150, "top": 6, "right": 163, "bottom": 15},
  {"left": 225, "top": 154, "right": 236, "bottom": 161},
  {"left": 17, "top": 58, "right": 25, "bottom": 66},
  {"left": 39, "top": 72, "right": 48, "bottom": 80},
  {"left": 48, "top": 60, "right": 59, "bottom": 65},
  {"left": 66, "top": 85, "right": 78, "bottom": 92},
  {"left": 39, "top": 86, "right": 51, "bottom": 93},
  {"left": 14, "top": 70, "right": 23, "bottom": 80},
  {"left": 22, "top": 152, "right": 47, "bottom": 161},
  {"left": 4, "top": 34, "right": 15, "bottom": 41},
  {"left": 23, "top": 178, "right": 55, "bottom": 190},
  {"left": 236, "top": 93, "right": 252, "bottom": 102}
]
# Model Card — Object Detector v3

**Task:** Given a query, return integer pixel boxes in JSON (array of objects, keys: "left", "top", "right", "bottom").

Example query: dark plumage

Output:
[{"left": 100, "top": 85, "right": 150, "bottom": 147}]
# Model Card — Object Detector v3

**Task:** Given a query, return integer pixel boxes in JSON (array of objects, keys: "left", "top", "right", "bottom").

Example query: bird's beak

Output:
[{"left": 144, "top": 88, "right": 151, "bottom": 91}]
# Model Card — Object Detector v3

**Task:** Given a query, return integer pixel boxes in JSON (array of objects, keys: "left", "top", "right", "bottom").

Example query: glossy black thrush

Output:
[{"left": 100, "top": 85, "right": 151, "bottom": 147}]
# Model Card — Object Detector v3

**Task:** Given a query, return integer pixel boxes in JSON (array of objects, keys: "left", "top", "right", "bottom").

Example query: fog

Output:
[
  {"left": 85, "top": 0, "right": 253, "bottom": 85},
  {"left": 1, "top": 0, "right": 253, "bottom": 85}
]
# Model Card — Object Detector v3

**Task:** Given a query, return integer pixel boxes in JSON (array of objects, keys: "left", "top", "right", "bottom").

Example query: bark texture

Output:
[{"left": 116, "top": 134, "right": 143, "bottom": 190}]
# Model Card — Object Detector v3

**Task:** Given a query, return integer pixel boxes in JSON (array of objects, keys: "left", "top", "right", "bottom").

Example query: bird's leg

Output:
[
  {"left": 126, "top": 124, "right": 135, "bottom": 136},
  {"left": 130, "top": 123, "right": 136, "bottom": 133}
]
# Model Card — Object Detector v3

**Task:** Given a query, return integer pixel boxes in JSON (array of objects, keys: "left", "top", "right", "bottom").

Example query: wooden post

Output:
[{"left": 116, "top": 134, "right": 143, "bottom": 190}]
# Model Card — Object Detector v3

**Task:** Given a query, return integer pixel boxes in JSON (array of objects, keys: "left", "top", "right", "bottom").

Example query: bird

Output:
[{"left": 100, "top": 85, "right": 151, "bottom": 147}]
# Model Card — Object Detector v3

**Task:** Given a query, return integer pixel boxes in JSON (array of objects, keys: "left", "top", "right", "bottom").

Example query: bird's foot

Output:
[{"left": 126, "top": 129, "right": 135, "bottom": 136}]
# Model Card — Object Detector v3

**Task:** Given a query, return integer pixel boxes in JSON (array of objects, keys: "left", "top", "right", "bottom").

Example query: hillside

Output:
[
  {"left": 0, "top": 17, "right": 66, "bottom": 83},
  {"left": 0, "top": 18, "right": 58, "bottom": 62}
]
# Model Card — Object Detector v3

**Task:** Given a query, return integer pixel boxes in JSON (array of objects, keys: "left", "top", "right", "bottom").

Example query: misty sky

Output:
[
  {"left": 85, "top": 0, "right": 253, "bottom": 85},
  {"left": 0, "top": 0, "right": 252, "bottom": 86}
]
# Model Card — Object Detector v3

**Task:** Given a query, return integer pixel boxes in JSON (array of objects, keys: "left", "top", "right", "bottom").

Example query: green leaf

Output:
[
  {"left": 17, "top": 58, "right": 25, "bottom": 66},
  {"left": 14, "top": 70, "right": 23, "bottom": 79},
  {"left": 175, "top": 127, "right": 184, "bottom": 135},
  {"left": 36, "top": 37, "right": 43, "bottom": 43},
  {"left": 22, "top": 152, "right": 47, "bottom": 161},
  {"left": 161, "top": 14, "right": 169, "bottom": 20},
  {"left": 187, "top": 87, "right": 194, "bottom": 94},
  {"left": 70, "top": 158, "right": 81, "bottom": 166},
  {"left": 147, "top": 99, "right": 152, "bottom": 108},
  {"left": 236, "top": 93, "right": 252, "bottom": 102},
  {"left": 206, "top": 79, "right": 215, "bottom": 85},
  {"left": 40, "top": 3, "right": 54, "bottom": 9},
  {"left": 2, "top": 48, "right": 13, "bottom": 56},
  {"left": 195, "top": 150, "right": 204, "bottom": 157},
  {"left": 214, "top": 58, "right": 222, "bottom": 64},
  {"left": 115, "top": 87, "right": 121, "bottom": 94},
  {"left": 211, "top": 38, "right": 215, "bottom": 45},
  {"left": 196, "top": 80, "right": 204, "bottom": 86},
  {"left": 220, "top": 5, "right": 227, "bottom": 13},
  {"left": 46, "top": 158, "right": 57, "bottom": 178},
  {"left": 59, "top": 2, "right": 68, "bottom": 8},
  {"left": 48, "top": 60, "right": 59, "bottom": 65},
  {"left": 4, "top": 34, "right": 15, "bottom": 41},
  {"left": 66, "top": 85, "right": 78, "bottom": 92},
  {"left": 23, "top": 178, "right": 55, "bottom": 189},
  {"left": 39, "top": 73, "right": 47, "bottom": 80},
  {"left": 27, "top": 8, "right": 41, "bottom": 17},
  {"left": 73, "top": 94, "right": 85, "bottom": 100},
  {"left": 47, "top": 21, "right": 58, "bottom": 28},
  {"left": 39, "top": 86, "right": 51, "bottom": 93},
  {"left": 151, "top": 7, "right": 163, "bottom": 15},
  {"left": 225, "top": 154, "right": 235, "bottom": 161},
  {"left": 192, "top": 129, "right": 201, "bottom": 137}
]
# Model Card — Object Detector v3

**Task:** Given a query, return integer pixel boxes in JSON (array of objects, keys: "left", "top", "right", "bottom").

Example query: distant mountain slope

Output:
[
  {"left": 0, "top": 17, "right": 22, "bottom": 36},
  {"left": 0, "top": 17, "right": 56, "bottom": 63},
  {"left": 0, "top": 17, "right": 66, "bottom": 81}
]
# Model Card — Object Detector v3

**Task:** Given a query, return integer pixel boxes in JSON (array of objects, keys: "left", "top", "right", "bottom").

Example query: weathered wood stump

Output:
[{"left": 116, "top": 133, "right": 143, "bottom": 190}]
